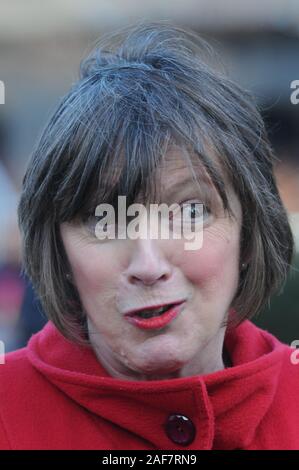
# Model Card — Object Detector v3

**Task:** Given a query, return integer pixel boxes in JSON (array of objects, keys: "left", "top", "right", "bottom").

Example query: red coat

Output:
[{"left": 0, "top": 320, "right": 298, "bottom": 450}]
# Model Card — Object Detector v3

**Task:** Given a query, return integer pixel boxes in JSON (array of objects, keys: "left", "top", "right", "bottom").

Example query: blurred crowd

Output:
[{"left": 0, "top": 157, "right": 46, "bottom": 352}]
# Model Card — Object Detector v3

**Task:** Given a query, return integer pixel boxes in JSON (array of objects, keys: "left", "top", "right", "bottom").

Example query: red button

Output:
[{"left": 165, "top": 414, "right": 196, "bottom": 446}]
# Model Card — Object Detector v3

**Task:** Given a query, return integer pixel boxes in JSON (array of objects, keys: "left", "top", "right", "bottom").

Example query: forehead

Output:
[
  {"left": 154, "top": 147, "right": 216, "bottom": 188},
  {"left": 127, "top": 146, "right": 225, "bottom": 209},
  {"left": 155, "top": 146, "right": 241, "bottom": 219},
  {"left": 91, "top": 144, "right": 234, "bottom": 211},
  {"left": 107, "top": 146, "right": 216, "bottom": 197}
]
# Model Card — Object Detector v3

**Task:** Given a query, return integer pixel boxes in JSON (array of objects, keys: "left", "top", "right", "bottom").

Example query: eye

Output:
[
  {"left": 168, "top": 200, "right": 211, "bottom": 235},
  {"left": 83, "top": 211, "right": 117, "bottom": 242},
  {"left": 84, "top": 211, "right": 110, "bottom": 232},
  {"left": 83, "top": 210, "right": 137, "bottom": 240},
  {"left": 180, "top": 201, "right": 211, "bottom": 222}
]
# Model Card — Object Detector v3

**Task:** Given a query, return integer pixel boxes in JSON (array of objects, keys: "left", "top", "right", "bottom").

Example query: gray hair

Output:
[{"left": 18, "top": 20, "right": 294, "bottom": 343}]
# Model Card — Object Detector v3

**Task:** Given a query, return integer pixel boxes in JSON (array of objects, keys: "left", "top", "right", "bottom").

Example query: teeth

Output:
[{"left": 137, "top": 304, "right": 173, "bottom": 319}]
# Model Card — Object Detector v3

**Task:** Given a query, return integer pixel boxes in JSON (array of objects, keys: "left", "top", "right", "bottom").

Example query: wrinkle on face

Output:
[{"left": 60, "top": 147, "right": 242, "bottom": 380}]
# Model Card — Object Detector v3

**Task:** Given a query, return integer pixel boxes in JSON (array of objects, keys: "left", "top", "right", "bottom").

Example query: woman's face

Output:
[{"left": 60, "top": 149, "right": 242, "bottom": 380}]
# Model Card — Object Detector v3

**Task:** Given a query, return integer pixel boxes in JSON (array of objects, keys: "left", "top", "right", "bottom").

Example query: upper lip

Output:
[{"left": 124, "top": 299, "right": 186, "bottom": 317}]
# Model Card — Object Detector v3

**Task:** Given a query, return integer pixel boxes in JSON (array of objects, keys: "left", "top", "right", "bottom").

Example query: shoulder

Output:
[
  {"left": 259, "top": 328, "right": 299, "bottom": 439},
  {"left": 0, "top": 348, "right": 30, "bottom": 449},
  {"left": 0, "top": 346, "right": 49, "bottom": 450},
  {"left": 277, "top": 340, "right": 299, "bottom": 393},
  {"left": 256, "top": 337, "right": 299, "bottom": 448},
  {"left": 229, "top": 323, "right": 299, "bottom": 448},
  {"left": 257, "top": 325, "right": 299, "bottom": 387},
  {"left": 0, "top": 346, "right": 36, "bottom": 386}
]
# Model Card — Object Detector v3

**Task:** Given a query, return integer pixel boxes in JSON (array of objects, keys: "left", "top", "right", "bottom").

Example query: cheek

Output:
[
  {"left": 65, "top": 239, "right": 118, "bottom": 293},
  {"left": 178, "top": 228, "right": 240, "bottom": 289},
  {"left": 65, "top": 242, "right": 123, "bottom": 330}
]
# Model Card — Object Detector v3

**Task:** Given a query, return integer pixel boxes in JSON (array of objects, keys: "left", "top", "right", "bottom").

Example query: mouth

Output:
[
  {"left": 124, "top": 299, "right": 186, "bottom": 330},
  {"left": 124, "top": 300, "right": 185, "bottom": 318}
]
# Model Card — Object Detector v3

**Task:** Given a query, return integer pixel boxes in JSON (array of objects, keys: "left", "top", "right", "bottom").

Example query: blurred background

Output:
[{"left": 0, "top": 0, "right": 298, "bottom": 352}]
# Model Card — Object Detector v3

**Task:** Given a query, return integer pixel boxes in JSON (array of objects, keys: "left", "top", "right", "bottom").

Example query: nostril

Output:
[{"left": 128, "top": 271, "right": 170, "bottom": 286}]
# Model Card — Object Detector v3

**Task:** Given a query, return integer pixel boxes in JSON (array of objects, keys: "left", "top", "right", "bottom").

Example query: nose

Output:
[{"left": 125, "top": 238, "right": 173, "bottom": 287}]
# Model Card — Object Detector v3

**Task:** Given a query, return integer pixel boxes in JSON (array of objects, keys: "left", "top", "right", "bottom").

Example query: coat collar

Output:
[{"left": 27, "top": 320, "right": 286, "bottom": 449}]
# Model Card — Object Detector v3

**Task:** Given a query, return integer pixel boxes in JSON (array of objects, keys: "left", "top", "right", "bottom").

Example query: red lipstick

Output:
[{"left": 124, "top": 300, "right": 186, "bottom": 330}]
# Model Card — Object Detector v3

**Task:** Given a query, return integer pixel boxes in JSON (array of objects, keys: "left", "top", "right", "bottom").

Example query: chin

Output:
[
  {"left": 136, "top": 361, "right": 185, "bottom": 379},
  {"left": 132, "top": 349, "right": 188, "bottom": 377}
]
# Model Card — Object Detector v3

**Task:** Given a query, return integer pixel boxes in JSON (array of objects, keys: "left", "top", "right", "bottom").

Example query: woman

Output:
[{"left": 0, "top": 21, "right": 298, "bottom": 450}]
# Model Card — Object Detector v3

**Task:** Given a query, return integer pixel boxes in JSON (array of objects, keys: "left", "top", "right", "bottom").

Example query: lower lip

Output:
[{"left": 125, "top": 302, "right": 185, "bottom": 330}]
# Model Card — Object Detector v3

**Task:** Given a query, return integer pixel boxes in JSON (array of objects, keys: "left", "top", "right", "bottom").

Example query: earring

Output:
[
  {"left": 66, "top": 273, "right": 71, "bottom": 280},
  {"left": 241, "top": 263, "right": 247, "bottom": 270}
]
